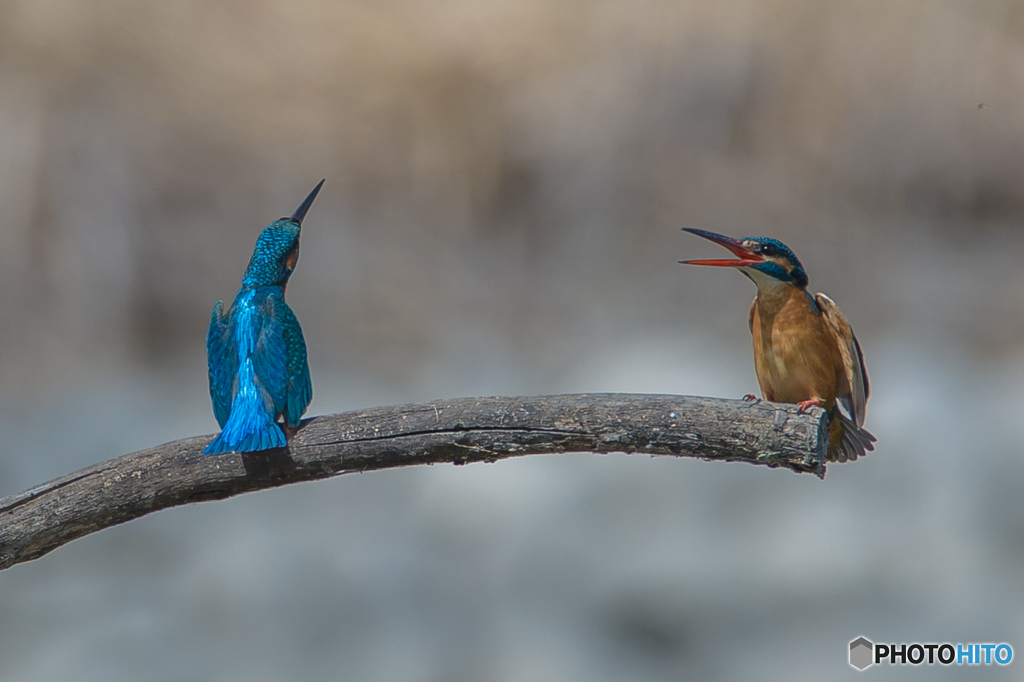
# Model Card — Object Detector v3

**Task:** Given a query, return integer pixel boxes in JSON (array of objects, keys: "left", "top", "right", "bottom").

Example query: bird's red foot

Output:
[
  {"left": 796, "top": 399, "right": 823, "bottom": 414},
  {"left": 742, "top": 394, "right": 760, "bottom": 403}
]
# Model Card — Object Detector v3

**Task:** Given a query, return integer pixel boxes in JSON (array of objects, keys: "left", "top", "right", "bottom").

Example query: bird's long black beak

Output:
[
  {"left": 679, "top": 227, "right": 763, "bottom": 267},
  {"left": 289, "top": 179, "right": 325, "bottom": 224}
]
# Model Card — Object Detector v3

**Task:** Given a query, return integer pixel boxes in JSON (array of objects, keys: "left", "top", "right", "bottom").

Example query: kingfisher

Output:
[
  {"left": 679, "top": 228, "right": 875, "bottom": 462},
  {"left": 204, "top": 180, "right": 323, "bottom": 455}
]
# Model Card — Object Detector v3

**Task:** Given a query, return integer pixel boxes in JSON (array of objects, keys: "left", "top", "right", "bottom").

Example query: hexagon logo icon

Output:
[{"left": 850, "top": 637, "right": 874, "bottom": 670}]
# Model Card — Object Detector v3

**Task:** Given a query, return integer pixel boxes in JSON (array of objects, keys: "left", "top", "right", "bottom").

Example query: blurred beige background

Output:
[{"left": 1, "top": 1, "right": 1024, "bottom": 680}]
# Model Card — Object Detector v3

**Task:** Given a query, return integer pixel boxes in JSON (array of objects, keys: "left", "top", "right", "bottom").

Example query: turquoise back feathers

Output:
[{"left": 204, "top": 180, "right": 323, "bottom": 455}]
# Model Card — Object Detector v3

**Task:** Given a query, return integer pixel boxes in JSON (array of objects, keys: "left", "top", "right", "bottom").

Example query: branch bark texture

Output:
[{"left": 0, "top": 393, "right": 827, "bottom": 570}]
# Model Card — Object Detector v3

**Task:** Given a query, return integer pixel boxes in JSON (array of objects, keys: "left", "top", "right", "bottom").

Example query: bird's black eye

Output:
[{"left": 759, "top": 243, "right": 776, "bottom": 256}]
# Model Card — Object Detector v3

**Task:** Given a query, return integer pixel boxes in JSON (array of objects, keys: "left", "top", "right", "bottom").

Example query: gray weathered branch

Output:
[{"left": 0, "top": 393, "right": 827, "bottom": 570}]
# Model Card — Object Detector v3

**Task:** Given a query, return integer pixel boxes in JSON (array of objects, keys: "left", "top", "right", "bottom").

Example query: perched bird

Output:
[
  {"left": 204, "top": 180, "right": 323, "bottom": 455},
  {"left": 679, "top": 228, "right": 875, "bottom": 462}
]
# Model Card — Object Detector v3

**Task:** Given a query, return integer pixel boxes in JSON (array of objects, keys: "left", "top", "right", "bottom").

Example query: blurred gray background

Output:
[{"left": 0, "top": 0, "right": 1022, "bottom": 679}]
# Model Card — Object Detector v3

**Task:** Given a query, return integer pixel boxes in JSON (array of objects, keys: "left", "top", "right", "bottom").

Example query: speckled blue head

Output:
[
  {"left": 679, "top": 228, "right": 809, "bottom": 289},
  {"left": 241, "top": 179, "right": 324, "bottom": 288},
  {"left": 740, "top": 237, "right": 808, "bottom": 288}
]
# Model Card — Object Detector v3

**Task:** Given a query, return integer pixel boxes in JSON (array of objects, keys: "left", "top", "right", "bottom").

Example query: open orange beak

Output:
[{"left": 679, "top": 228, "right": 764, "bottom": 267}]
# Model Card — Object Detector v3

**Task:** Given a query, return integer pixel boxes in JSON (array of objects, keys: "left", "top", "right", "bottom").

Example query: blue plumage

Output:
[{"left": 204, "top": 180, "right": 322, "bottom": 455}]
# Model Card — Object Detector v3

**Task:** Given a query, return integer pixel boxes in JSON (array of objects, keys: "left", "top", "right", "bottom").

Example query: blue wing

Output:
[
  {"left": 253, "top": 289, "right": 311, "bottom": 427},
  {"left": 282, "top": 301, "right": 312, "bottom": 427},
  {"left": 206, "top": 300, "right": 237, "bottom": 428}
]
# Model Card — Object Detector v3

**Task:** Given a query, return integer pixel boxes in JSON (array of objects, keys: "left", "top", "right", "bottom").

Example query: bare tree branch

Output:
[{"left": 0, "top": 393, "right": 827, "bottom": 570}]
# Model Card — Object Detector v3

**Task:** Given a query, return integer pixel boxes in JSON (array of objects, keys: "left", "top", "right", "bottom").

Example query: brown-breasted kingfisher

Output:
[{"left": 680, "top": 228, "right": 875, "bottom": 462}]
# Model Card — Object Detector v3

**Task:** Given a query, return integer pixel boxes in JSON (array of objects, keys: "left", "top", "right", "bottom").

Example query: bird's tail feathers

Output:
[
  {"left": 827, "top": 409, "right": 876, "bottom": 463},
  {"left": 204, "top": 419, "right": 286, "bottom": 455},
  {"left": 204, "top": 367, "right": 287, "bottom": 455}
]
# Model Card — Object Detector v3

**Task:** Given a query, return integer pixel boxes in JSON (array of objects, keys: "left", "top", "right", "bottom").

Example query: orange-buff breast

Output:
[{"left": 750, "top": 287, "right": 843, "bottom": 410}]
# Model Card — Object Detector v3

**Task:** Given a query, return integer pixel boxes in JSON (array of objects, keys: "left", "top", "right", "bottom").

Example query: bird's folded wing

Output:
[
  {"left": 815, "top": 292, "right": 869, "bottom": 426},
  {"left": 206, "top": 300, "right": 237, "bottom": 428},
  {"left": 257, "top": 291, "right": 312, "bottom": 427}
]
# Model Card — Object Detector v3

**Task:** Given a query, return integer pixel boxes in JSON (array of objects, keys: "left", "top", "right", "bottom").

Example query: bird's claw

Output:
[
  {"left": 742, "top": 394, "right": 760, "bottom": 404},
  {"left": 796, "top": 399, "right": 822, "bottom": 414}
]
